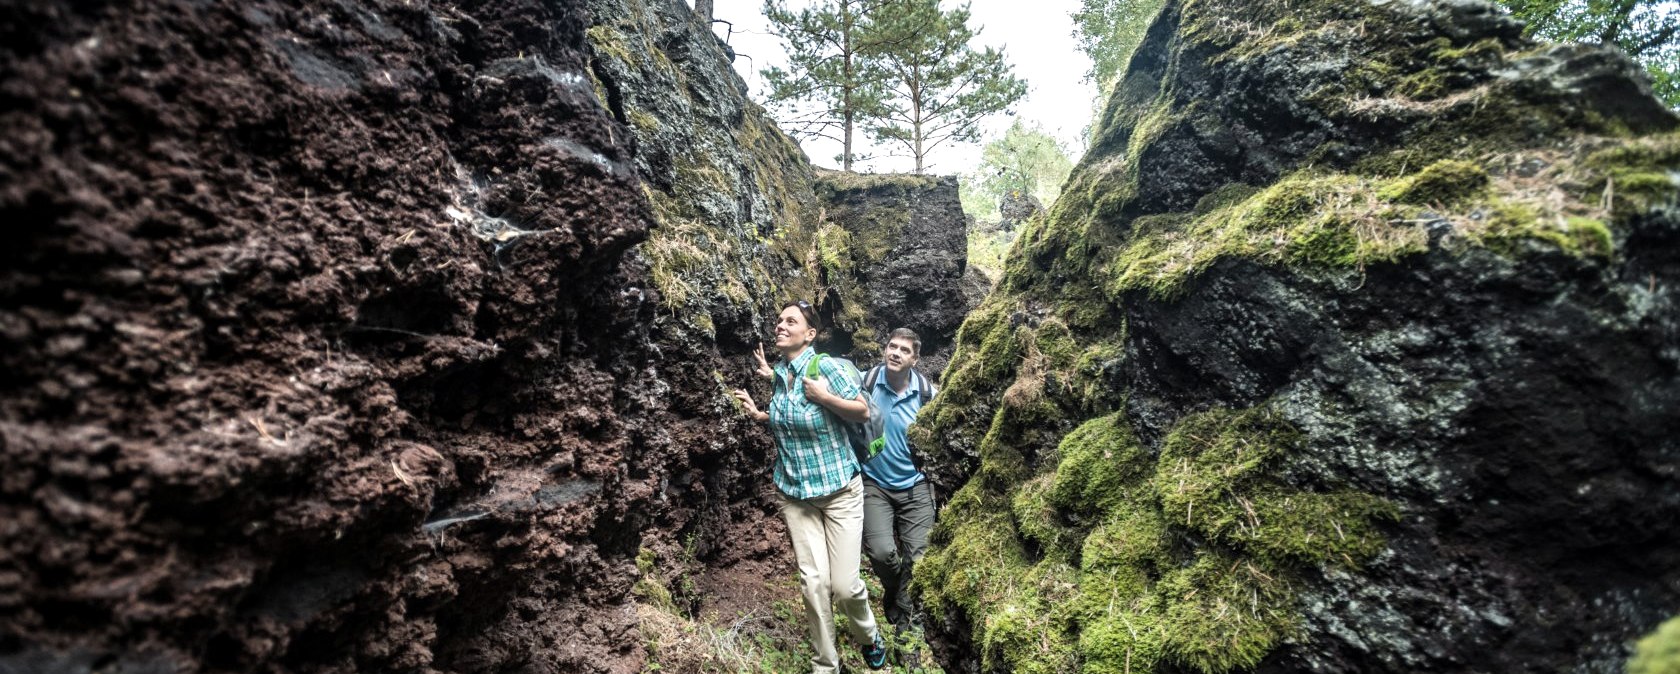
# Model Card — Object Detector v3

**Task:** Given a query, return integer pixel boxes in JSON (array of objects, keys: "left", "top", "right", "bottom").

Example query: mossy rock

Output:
[
  {"left": 1377, "top": 159, "right": 1490, "bottom": 207},
  {"left": 1630, "top": 614, "right": 1680, "bottom": 674},
  {"left": 921, "top": 403, "right": 1397, "bottom": 674},
  {"left": 1157, "top": 552, "right": 1296, "bottom": 673}
]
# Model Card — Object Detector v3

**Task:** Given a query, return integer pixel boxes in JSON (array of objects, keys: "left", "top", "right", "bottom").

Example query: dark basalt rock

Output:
[
  {"left": 812, "top": 170, "right": 976, "bottom": 377},
  {"left": 999, "top": 191, "right": 1046, "bottom": 231},
  {"left": 913, "top": 0, "right": 1680, "bottom": 672}
]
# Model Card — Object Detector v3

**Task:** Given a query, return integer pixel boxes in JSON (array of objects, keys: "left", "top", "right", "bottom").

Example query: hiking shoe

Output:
[{"left": 861, "top": 631, "right": 888, "bottom": 669}]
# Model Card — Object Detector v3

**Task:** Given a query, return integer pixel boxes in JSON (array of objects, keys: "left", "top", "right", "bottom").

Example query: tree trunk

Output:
[
  {"left": 1598, "top": 0, "right": 1638, "bottom": 46},
  {"left": 694, "top": 0, "right": 712, "bottom": 21},
  {"left": 913, "top": 114, "right": 924, "bottom": 173},
  {"left": 841, "top": 0, "right": 855, "bottom": 171},
  {"left": 912, "top": 69, "right": 925, "bottom": 173}
]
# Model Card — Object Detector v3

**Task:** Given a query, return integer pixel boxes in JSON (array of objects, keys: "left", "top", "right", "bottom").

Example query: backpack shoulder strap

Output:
[
  {"left": 805, "top": 352, "right": 827, "bottom": 379},
  {"left": 915, "top": 369, "right": 936, "bottom": 400},
  {"left": 863, "top": 364, "right": 884, "bottom": 392}
]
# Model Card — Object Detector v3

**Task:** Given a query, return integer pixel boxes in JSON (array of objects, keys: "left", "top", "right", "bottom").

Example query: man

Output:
[{"left": 861, "top": 327, "right": 938, "bottom": 630}]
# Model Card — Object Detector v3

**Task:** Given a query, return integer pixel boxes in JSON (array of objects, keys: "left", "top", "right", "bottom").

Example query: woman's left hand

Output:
[{"left": 801, "top": 375, "right": 831, "bottom": 404}]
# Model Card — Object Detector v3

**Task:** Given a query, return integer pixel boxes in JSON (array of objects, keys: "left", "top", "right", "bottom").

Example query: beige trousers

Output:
[{"left": 779, "top": 475, "right": 878, "bottom": 673}]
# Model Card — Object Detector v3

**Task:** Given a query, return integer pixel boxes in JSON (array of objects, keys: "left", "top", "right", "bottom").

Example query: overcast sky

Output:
[{"left": 707, "top": 0, "right": 1098, "bottom": 175}]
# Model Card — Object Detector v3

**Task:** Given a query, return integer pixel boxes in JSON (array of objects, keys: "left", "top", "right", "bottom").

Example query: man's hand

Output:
[{"left": 752, "top": 344, "right": 773, "bottom": 380}]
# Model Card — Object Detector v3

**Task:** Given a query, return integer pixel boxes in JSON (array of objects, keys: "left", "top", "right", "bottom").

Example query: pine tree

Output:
[
  {"left": 761, "top": 0, "right": 897, "bottom": 170},
  {"left": 867, "top": 0, "right": 1026, "bottom": 173}
]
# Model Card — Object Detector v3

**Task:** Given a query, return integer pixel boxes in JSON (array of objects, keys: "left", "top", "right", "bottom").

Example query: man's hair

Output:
[
  {"left": 887, "top": 327, "right": 921, "bottom": 356},
  {"left": 783, "top": 299, "right": 823, "bottom": 332}
]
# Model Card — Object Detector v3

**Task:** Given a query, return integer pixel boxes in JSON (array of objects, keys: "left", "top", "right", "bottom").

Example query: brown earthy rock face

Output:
[
  {"left": 0, "top": 0, "right": 672, "bottom": 671},
  {"left": 1, "top": 0, "right": 979, "bottom": 670}
]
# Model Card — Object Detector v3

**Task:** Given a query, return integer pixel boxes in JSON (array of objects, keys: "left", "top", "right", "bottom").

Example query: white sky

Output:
[{"left": 707, "top": 0, "right": 1097, "bottom": 175}]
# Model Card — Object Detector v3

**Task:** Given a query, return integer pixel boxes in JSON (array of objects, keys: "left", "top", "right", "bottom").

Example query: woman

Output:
[{"left": 731, "top": 300, "right": 887, "bottom": 673}]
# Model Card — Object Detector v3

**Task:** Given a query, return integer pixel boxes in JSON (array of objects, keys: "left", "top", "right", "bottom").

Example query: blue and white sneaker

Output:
[{"left": 861, "top": 630, "right": 888, "bottom": 669}]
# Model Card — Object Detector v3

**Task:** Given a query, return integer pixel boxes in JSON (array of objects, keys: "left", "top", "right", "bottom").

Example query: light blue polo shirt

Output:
[{"left": 861, "top": 368, "right": 930, "bottom": 490}]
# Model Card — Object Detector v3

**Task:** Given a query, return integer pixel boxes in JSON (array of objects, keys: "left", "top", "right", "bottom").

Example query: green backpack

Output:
[{"left": 790, "top": 353, "right": 877, "bottom": 466}]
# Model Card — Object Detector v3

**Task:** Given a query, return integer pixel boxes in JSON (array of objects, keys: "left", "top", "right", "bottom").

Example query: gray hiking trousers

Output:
[{"left": 862, "top": 477, "right": 935, "bottom": 627}]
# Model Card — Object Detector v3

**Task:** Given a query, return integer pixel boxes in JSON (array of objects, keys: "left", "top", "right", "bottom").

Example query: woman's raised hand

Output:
[
  {"left": 731, "top": 389, "right": 768, "bottom": 422},
  {"left": 752, "top": 343, "right": 773, "bottom": 379}
]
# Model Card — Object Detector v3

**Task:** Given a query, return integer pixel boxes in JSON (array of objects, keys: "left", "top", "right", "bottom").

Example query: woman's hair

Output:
[{"left": 783, "top": 299, "right": 823, "bottom": 333}]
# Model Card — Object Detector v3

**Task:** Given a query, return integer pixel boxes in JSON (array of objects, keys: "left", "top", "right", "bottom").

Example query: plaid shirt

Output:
[{"left": 769, "top": 347, "right": 862, "bottom": 499}]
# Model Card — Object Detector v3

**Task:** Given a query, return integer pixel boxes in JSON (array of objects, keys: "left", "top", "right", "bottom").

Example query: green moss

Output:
[
  {"left": 978, "top": 563, "right": 1081, "bottom": 674},
  {"left": 1378, "top": 159, "right": 1490, "bottom": 206},
  {"left": 1154, "top": 407, "right": 1292, "bottom": 524},
  {"left": 632, "top": 547, "right": 676, "bottom": 610},
  {"left": 1033, "top": 319, "right": 1081, "bottom": 374},
  {"left": 1158, "top": 552, "right": 1296, "bottom": 673},
  {"left": 1584, "top": 134, "right": 1680, "bottom": 216},
  {"left": 1103, "top": 172, "right": 1429, "bottom": 297},
  {"left": 1193, "top": 184, "right": 1262, "bottom": 215},
  {"left": 1567, "top": 217, "right": 1614, "bottom": 257},
  {"left": 1012, "top": 474, "right": 1075, "bottom": 556},
  {"left": 585, "top": 25, "right": 635, "bottom": 66},
  {"left": 974, "top": 315, "right": 1024, "bottom": 382},
  {"left": 1070, "top": 340, "right": 1126, "bottom": 407},
  {"left": 628, "top": 108, "right": 659, "bottom": 133},
  {"left": 1283, "top": 217, "right": 1361, "bottom": 266},
  {"left": 1431, "top": 37, "right": 1505, "bottom": 65},
  {"left": 1474, "top": 201, "right": 1616, "bottom": 258},
  {"left": 1080, "top": 609, "right": 1167, "bottom": 674},
  {"left": 1244, "top": 488, "right": 1397, "bottom": 567},
  {"left": 917, "top": 483, "right": 1030, "bottom": 621},
  {"left": 1630, "top": 614, "right": 1680, "bottom": 674},
  {"left": 1154, "top": 407, "right": 1398, "bottom": 569},
  {"left": 921, "top": 402, "right": 1400, "bottom": 674},
  {"left": 1396, "top": 70, "right": 1448, "bottom": 100},
  {"left": 814, "top": 223, "right": 853, "bottom": 276},
  {"left": 1080, "top": 506, "right": 1168, "bottom": 572},
  {"left": 1047, "top": 413, "right": 1150, "bottom": 519}
]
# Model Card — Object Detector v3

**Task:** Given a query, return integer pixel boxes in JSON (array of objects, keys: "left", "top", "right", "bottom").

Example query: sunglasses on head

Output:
[{"left": 795, "top": 299, "right": 812, "bottom": 309}]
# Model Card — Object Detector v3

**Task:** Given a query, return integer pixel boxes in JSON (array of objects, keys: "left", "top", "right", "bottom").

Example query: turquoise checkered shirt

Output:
[{"left": 769, "top": 347, "right": 862, "bottom": 500}]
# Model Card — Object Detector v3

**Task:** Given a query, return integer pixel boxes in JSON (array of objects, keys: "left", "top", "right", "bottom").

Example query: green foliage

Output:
[
  {"left": 1073, "top": 0, "right": 1169, "bottom": 96},
  {"left": 966, "top": 221, "right": 1016, "bottom": 282},
  {"left": 866, "top": 0, "right": 1028, "bottom": 173},
  {"left": 960, "top": 176, "right": 1002, "bottom": 221},
  {"left": 977, "top": 119, "right": 1077, "bottom": 209},
  {"left": 1493, "top": 0, "right": 1680, "bottom": 107},
  {"left": 760, "top": 0, "right": 896, "bottom": 170},
  {"left": 961, "top": 121, "right": 1070, "bottom": 279},
  {"left": 1630, "top": 614, "right": 1680, "bottom": 674}
]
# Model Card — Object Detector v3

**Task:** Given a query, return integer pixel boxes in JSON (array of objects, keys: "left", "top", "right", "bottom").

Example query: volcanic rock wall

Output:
[
  {"left": 913, "top": 0, "right": 1680, "bottom": 672},
  {"left": 0, "top": 0, "right": 662, "bottom": 670},
  {"left": 0, "top": 0, "right": 974, "bottom": 672},
  {"left": 578, "top": 0, "right": 976, "bottom": 594},
  {"left": 809, "top": 169, "right": 981, "bottom": 376}
]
